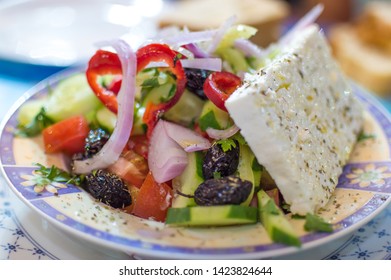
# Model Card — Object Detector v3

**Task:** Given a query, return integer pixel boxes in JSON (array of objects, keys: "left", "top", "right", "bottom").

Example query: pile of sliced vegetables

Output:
[{"left": 16, "top": 5, "right": 332, "bottom": 247}]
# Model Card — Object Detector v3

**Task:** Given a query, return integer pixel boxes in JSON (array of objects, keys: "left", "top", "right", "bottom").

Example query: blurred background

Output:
[{"left": 0, "top": 0, "right": 390, "bottom": 114}]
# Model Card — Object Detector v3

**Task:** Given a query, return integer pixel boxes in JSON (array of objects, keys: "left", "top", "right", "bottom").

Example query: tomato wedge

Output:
[
  {"left": 127, "top": 134, "right": 149, "bottom": 159},
  {"left": 131, "top": 172, "right": 172, "bottom": 222},
  {"left": 108, "top": 150, "right": 149, "bottom": 188},
  {"left": 203, "top": 71, "right": 241, "bottom": 112},
  {"left": 42, "top": 116, "right": 90, "bottom": 154}
]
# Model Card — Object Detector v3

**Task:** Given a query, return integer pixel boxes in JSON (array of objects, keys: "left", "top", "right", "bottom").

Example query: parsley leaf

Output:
[
  {"left": 216, "top": 138, "right": 237, "bottom": 152},
  {"left": 213, "top": 171, "right": 221, "bottom": 179},
  {"left": 141, "top": 76, "right": 161, "bottom": 89},
  {"left": 34, "top": 163, "right": 84, "bottom": 186},
  {"left": 216, "top": 133, "right": 247, "bottom": 152},
  {"left": 304, "top": 213, "right": 333, "bottom": 233},
  {"left": 15, "top": 108, "right": 54, "bottom": 137},
  {"left": 357, "top": 131, "right": 376, "bottom": 142}
]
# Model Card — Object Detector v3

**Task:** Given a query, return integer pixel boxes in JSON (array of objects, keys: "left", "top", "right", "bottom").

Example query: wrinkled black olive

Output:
[
  {"left": 84, "top": 128, "right": 110, "bottom": 157},
  {"left": 85, "top": 169, "right": 131, "bottom": 208},
  {"left": 194, "top": 176, "right": 252, "bottom": 206},
  {"left": 202, "top": 141, "right": 240, "bottom": 180},
  {"left": 71, "top": 129, "right": 110, "bottom": 166},
  {"left": 185, "top": 68, "right": 210, "bottom": 100}
]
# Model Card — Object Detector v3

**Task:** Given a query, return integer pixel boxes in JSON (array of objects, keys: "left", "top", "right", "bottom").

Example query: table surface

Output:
[{"left": 2, "top": 61, "right": 391, "bottom": 260}]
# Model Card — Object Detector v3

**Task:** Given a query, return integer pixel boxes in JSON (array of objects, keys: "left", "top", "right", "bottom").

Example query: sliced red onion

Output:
[
  {"left": 234, "top": 38, "right": 266, "bottom": 58},
  {"left": 148, "top": 120, "right": 211, "bottom": 183},
  {"left": 162, "top": 120, "right": 211, "bottom": 152},
  {"left": 73, "top": 40, "right": 136, "bottom": 174},
  {"left": 146, "top": 57, "right": 222, "bottom": 72},
  {"left": 185, "top": 43, "right": 211, "bottom": 58},
  {"left": 279, "top": 4, "right": 324, "bottom": 46},
  {"left": 171, "top": 46, "right": 195, "bottom": 59},
  {"left": 207, "top": 15, "right": 237, "bottom": 54},
  {"left": 181, "top": 58, "right": 222, "bottom": 71},
  {"left": 164, "top": 30, "right": 218, "bottom": 46},
  {"left": 148, "top": 120, "right": 188, "bottom": 183},
  {"left": 206, "top": 124, "right": 240, "bottom": 140}
]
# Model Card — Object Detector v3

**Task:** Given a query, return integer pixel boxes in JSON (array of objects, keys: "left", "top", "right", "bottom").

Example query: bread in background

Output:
[
  {"left": 355, "top": 1, "right": 391, "bottom": 55},
  {"left": 328, "top": 1, "right": 391, "bottom": 97},
  {"left": 329, "top": 24, "right": 391, "bottom": 97},
  {"left": 157, "top": 0, "right": 290, "bottom": 47}
]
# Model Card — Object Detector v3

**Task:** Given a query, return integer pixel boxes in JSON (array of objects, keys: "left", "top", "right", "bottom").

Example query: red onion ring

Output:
[
  {"left": 73, "top": 39, "right": 136, "bottom": 174},
  {"left": 185, "top": 43, "right": 211, "bottom": 58},
  {"left": 146, "top": 57, "right": 222, "bottom": 72},
  {"left": 206, "top": 124, "right": 240, "bottom": 140},
  {"left": 148, "top": 120, "right": 211, "bottom": 183},
  {"left": 148, "top": 120, "right": 188, "bottom": 183},
  {"left": 162, "top": 120, "right": 211, "bottom": 152},
  {"left": 279, "top": 4, "right": 324, "bottom": 46},
  {"left": 165, "top": 30, "right": 218, "bottom": 46},
  {"left": 207, "top": 15, "right": 237, "bottom": 54},
  {"left": 234, "top": 38, "right": 266, "bottom": 58}
]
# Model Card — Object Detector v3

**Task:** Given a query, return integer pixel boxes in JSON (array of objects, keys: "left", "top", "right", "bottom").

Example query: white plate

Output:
[
  {"left": 0, "top": 0, "right": 159, "bottom": 67},
  {"left": 1, "top": 69, "right": 391, "bottom": 259}
]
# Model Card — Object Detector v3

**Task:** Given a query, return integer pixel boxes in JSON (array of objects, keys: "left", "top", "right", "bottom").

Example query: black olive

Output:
[
  {"left": 202, "top": 141, "right": 240, "bottom": 180},
  {"left": 84, "top": 128, "right": 110, "bottom": 157},
  {"left": 194, "top": 176, "right": 252, "bottom": 206},
  {"left": 85, "top": 169, "right": 131, "bottom": 208},
  {"left": 184, "top": 68, "right": 210, "bottom": 100}
]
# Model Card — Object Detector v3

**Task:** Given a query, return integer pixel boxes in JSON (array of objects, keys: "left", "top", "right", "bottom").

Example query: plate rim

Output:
[{"left": 1, "top": 68, "right": 391, "bottom": 259}]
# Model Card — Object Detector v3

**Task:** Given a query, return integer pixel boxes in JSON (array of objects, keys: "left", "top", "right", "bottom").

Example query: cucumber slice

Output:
[
  {"left": 164, "top": 90, "right": 205, "bottom": 127},
  {"left": 45, "top": 73, "right": 101, "bottom": 122},
  {"left": 237, "top": 144, "right": 262, "bottom": 206},
  {"left": 219, "top": 47, "right": 250, "bottom": 73},
  {"left": 198, "top": 100, "right": 232, "bottom": 131},
  {"left": 96, "top": 106, "right": 117, "bottom": 133},
  {"left": 142, "top": 82, "right": 175, "bottom": 106},
  {"left": 17, "top": 98, "right": 47, "bottom": 126},
  {"left": 171, "top": 151, "right": 204, "bottom": 208},
  {"left": 257, "top": 190, "right": 301, "bottom": 247},
  {"left": 217, "top": 24, "right": 257, "bottom": 51},
  {"left": 166, "top": 205, "right": 258, "bottom": 226}
]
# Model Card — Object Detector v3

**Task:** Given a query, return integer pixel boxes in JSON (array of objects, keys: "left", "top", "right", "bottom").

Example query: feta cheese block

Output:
[{"left": 225, "top": 24, "right": 363, "bottom": 215}]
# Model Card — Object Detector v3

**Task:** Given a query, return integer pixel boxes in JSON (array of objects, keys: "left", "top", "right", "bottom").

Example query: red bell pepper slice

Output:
[
  {"left": 86, "top": 50, "right": 122, "bottom": 113},
  {"left": 203, "top": 71, "right": 241, "bottom": 112},
  {"left": 86, "top": 44, "right": 186, "bottom": 138},
  {"left": 136, "top": 44, "right": 187, "bottom": 138}
]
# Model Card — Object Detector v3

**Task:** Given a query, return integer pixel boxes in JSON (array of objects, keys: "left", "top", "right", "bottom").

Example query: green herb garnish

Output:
[
  {"left": 15, "top": 108, "right": 54, "bottom": 137},
  {"left": 357, "top": 131, "right": 376, "bottom": 142},
  {"left": 216, "top": 133, "right": 247, "bottom": 152},
  {"left": 34, "top": 163, "right": 84, "bottom": 186}
]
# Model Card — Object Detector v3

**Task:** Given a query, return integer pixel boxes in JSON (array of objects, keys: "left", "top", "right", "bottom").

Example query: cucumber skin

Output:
[
  {"left": 258, "top": 190, "right": 301, "bottom": 247},
  {"left": 166, "top": 205, "right": 258, "bottom": 226},
  {"left": 198, "top": 100, "right": 232, "bottom": 131},
  {"left": 171, "top": 152, "right": 204, "bottom": 208},
  {"left": 17, "top": 99, "right": 47, "bottom": 126},
  {"left": 45, "top": 73, "right": 102, "bottom": 122}
]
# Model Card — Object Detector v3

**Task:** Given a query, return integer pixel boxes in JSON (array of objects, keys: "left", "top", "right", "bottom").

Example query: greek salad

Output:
[{"left": 16, "top": 6, "right": 332, "bottom": 247}]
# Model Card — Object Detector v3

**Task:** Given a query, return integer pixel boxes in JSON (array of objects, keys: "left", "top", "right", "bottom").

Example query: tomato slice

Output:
[
  {"left": 42, "top": 116, "right": 90, "bottom": 154},
  {"left": 127, "top": 135, "right": 149, "bottom": 159},
  {"left": 108, "top": 150, "right": 149, "bottom": 188},
  {"left": 131, "top": 172, "right": 172, "bottom": 222},
  {"left": 203, "top": 71, "right": 241, "bottom": 111}
]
